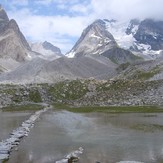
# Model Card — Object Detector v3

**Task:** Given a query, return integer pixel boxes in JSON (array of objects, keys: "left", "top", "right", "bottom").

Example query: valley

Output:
[{"left": 0, "top": 3, "right": 163, "bottom": 163}]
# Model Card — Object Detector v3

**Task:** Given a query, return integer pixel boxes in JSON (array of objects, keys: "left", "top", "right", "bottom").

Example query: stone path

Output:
[
  {"left": 56, "top": 147, "right": 84, "bottom": 163},
  {"left": 0, "top": 105, "right": 50, "bottom": 161}
]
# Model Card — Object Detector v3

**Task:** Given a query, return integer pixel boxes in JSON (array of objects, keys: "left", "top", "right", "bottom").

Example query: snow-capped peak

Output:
[
  {"left": 104, "top": 19, "right": 138, "bottom": 50},
  {"left": 104, "top": 19, "right": 163, "bottom": 59},
  {"left": 66, "top": 19, "right": 117, "bottom": 58}
]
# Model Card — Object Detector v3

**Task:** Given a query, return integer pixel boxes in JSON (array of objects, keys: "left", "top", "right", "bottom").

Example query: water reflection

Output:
[
  {"left": 6, "top": 111, "right": 163, "bottom": 163},
  {"left": 0, "top": 111, "right": 32, "bottom": 140}
]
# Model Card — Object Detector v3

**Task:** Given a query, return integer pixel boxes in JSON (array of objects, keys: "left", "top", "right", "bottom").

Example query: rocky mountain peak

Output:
[
  {"left": 66, "top": 19, "right": 117, "bottom": 58},
  {"left": 0, "top": 5, "right": 9, "bottom": 22},
  {"left": 7, "top": 19, "right": 19, "bottom": 31},
  {"left": 0, "top": 5, "right": 9, "bottom": 32},
  {"left": 42, "top": 41, "right": 61, "bottom": 54},
  {"left": 0, "top": 6, "right": 32, "bottom": 63}
]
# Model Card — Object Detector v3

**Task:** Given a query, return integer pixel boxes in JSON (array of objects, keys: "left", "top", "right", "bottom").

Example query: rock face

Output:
[
  {"left": 134, "top": 19, "right": 163, "bottom": 51},
  {"left": 68, "top": 18, "right": 163, "bottom": 60},
  {"left": 0, "top": 6, "right": 31, "bottom": 62},
  {"left": 66, "top": 19, "right": 117, "bottom": 58},
  {"left": 30, "top": 41, "right": 62, "bottom": 60},
  {"left": 101, "top": 47, "right": 141, "bottom": 64},
  {"left": 0, "top": 5, "right": 9, "bottom": 31},
  {"left": 42, "top": 41, "right": 61, "bottom": 54},
  {"left": 105, "top": 18, "right": 163, "bottom": 59},
  {"left": 66, "top": 19, "right": 142, "bottom": 64}
]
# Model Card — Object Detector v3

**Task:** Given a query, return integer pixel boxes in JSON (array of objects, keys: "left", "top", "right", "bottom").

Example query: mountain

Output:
[
  {"left": 134, "top": 19, "right": 163, "bottom": 51},
  {"left": 0, "top": 5, "right": 34, "bottom": 73},
  {"left": 0, "top": 55, "right": 117, "bottom": 84},
  {"left": 104, "top": 19, "right": 163, "bottom": 59},
  {"left": 66, "top": 20, "right": 117, "bottom": 58},
  {"left": 30, "top": 41, "right": 63, "bottom": 60},
  {"left": 66, "top": 19, "right": 142, "bottom": 64},
  {"left": 0, "top": 6, "right": 31, "bottom": 62},
  {"left": 67, "top": 18, "right": 163, "bottom": 61}
]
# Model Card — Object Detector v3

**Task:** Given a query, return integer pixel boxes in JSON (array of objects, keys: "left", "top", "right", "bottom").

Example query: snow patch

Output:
[
  {"left": 103, "top": 19, "right": 161, "bottom": 59},
  {"left": 66, "top": 50, "right": 76, "bottom": 58},
  {"left": 105, "top": 20, "right": 136, "bottom": 49},
  {"left": 90, "top": 33, "right": 101, "bottom": 39}
]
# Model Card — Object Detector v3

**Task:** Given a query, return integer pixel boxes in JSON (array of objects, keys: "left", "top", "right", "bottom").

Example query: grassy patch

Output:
[
  {"left": 28, "top": 90, "right": 42, "bottom": 103},
  {"left": 2, "top": 104, "right": 43, "bottom": 112},
  {"left": 132, "top": 66, "right": 161, "bottom": 80},
  {"left": 53, "top": 104, "right": 163, "bottom": 113},
  {"left": 53, "top": 103, "right": 71, "bottom": 110},
  {"left": 48, "top": 80, "right": 88, "bottom": 100}
]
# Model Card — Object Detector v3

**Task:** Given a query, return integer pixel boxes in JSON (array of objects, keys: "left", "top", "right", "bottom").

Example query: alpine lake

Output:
[{"left": 0, "top": 105, "right": 163, "bottom": 163}]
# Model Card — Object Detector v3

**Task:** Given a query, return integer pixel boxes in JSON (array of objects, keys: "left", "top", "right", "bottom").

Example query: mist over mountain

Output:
[{"left": 30, "top": 41, "right": 63, "bottom": 60}]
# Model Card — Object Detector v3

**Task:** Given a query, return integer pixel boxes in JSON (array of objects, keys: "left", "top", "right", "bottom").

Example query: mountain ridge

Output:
[{"left": 66, "top": 19, "right": 143, "bottom": 64}]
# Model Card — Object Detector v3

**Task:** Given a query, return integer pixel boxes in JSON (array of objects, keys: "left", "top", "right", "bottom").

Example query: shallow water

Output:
[
  {"left": 0, "top": 111, "right": 32, "bottom": 141},
  {"left": 5, "top": 111, "right": 163, "bottom": 163}
]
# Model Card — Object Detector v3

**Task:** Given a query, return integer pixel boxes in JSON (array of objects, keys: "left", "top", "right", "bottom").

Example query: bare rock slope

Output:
[{"left": 0, "top": 56, "right": 117, "bottom": 84}]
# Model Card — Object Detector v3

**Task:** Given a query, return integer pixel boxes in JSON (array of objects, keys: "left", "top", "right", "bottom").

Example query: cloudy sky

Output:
[{"left": 1, "top": 0, "right": 163, "bottom": 53}]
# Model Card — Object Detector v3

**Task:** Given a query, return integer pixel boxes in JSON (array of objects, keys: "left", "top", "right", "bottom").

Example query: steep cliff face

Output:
[
  {"left": 0, "top": 6, "right": 31, "bottom": 62},
  {"left": 66, "top": 20, "right": 117, "bottom": 58},
  {"left": 134, "top": 19, "right": 163, "bottom": 51}
]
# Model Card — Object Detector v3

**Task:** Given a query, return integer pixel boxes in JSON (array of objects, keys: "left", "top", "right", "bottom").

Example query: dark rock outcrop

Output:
[{"left": 134, "top": 19, "right": 163, "bottom": 50}]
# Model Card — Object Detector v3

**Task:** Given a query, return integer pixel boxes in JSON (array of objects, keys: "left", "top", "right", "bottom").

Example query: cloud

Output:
[
  {"left": 90, "top": 0, "right": 163, "bottom": 20},
  {"left": 8, "top": 0, "right": 29, "bottom": 6},
  {"left": 34, "top": 0, "right": 52, "bottom": 6},
  {"left": 7, "top": 7, "right": 88, "bottom": 53},
  {"left": 69, "top": 2, "right": 92, "bottom": 15},
  {"left": 2, "top": 0, "right": 163, "bottom": 54}
]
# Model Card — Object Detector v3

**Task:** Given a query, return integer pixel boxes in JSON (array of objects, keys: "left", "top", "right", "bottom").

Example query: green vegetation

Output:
[
  {"left": 132, "top": 66, "right": 161, "bottom": 80},
  {"left": 28, "top": 90, "right": 42, "bottom": 103},
  {"left": 48, "top": 80, "right": 88, "bottom": 100},
  {"left": 53, "top": 104, "right": 163, "bottom": 113},
  {"left": 53, "top": 103, "right": 72, "bottom": 109},
  {"left": 2, "top": 104, "right": 43, "bottom": 112}
]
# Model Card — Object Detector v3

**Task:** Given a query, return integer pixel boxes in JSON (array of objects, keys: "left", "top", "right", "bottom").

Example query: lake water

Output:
[
  {"left": 2, "top": 110, "right": 163, "bottom": 163},
  {"left": 0, "top": 111, "right": 32, "bottom": 141}
]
